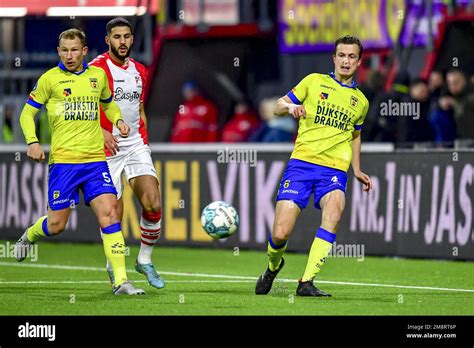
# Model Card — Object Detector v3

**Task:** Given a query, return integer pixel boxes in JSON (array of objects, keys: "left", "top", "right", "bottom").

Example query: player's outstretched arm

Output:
[
  {"left": 274, "top": 95, "right": 306, "bottom": 119},
  {"left": 19, "top": 104, "right": 45, "bottom": 162},
  {"left": 101, "top": 100, "right": 129, "bottom": 138},
  {"left": 351, "top": 130, "right": 372, "bottom": 192}
]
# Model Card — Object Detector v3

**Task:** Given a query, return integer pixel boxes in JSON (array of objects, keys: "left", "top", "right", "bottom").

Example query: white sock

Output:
[{"left": 137, "top": 214, "right": 161, "bottom": 265}]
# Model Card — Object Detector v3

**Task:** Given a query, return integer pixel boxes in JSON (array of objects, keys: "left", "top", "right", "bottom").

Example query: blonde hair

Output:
[{"left": 58, "top": 28, "right": 86, "bottom": 47}]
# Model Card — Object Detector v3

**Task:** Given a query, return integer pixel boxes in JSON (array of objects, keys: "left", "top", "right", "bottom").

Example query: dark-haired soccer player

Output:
[
  {"left": 15, "top": 28, "right": 145, "bottom": 295},
  {"left": 89, "top": 18, "right": 164, "bottom": 289},
  {"left": 255, "top": 35, "right": 372, "bottom": 297}
]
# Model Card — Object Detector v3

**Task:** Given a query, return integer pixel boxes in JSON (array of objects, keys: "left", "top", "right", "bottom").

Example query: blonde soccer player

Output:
[{"left": 15, "top": 28, "right": 144, "bottom": 295}]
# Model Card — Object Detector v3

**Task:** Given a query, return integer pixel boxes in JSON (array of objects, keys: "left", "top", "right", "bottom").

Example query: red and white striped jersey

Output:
[{"left": 89, "top": 52, "right": 148, "bottom": 155}]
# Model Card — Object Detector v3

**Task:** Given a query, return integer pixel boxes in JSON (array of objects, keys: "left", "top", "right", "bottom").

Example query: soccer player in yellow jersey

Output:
[
  {"left": 255, "top": 35, "right": 373, "bottom": 297},
  {"left": 14, "top": 28, "right": 145, "bottom": 295}
]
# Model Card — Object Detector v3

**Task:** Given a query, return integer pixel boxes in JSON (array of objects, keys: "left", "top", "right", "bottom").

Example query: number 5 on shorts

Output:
[{"left": 102, "top": 172, "right": 112, "bottom": 183}]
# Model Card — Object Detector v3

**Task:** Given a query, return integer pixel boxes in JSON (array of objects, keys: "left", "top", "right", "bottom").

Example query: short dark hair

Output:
[
  {"left": 446, "top": 68, "right": 466, "bottom": 78},
  {"left": 58, "top": 28, "right": 86, "bottom": 47},
  {"left": 106, "top": 18, "right": 133, "bottom": 35},
  {"left": 410, "top": 77, "right": 428, "bottom": 86},
  {"left": 334, "top": 35, "right": 363, "bottom": 59}
]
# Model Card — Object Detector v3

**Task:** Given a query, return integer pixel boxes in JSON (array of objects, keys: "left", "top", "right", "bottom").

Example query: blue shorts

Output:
[
  {"left": 276, "top": 159, "right": 347, "bottom": 210},
  {"left": 48, "top": 161, "right": 117, "bottom": 211}
]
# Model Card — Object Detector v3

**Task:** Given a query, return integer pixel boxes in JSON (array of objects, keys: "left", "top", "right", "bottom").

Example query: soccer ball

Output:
[{"left": 201, "top": 201, "right": 239, "bottom": 239}]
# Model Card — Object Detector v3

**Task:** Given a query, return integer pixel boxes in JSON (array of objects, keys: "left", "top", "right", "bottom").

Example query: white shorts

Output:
[{"left": 106, "top": 143, "right": 158, "bottom": 199}]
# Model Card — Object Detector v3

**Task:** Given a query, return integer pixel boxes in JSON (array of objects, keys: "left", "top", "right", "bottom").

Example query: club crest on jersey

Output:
[
  {"left": 135, "top": 75, "right": 141, "bottom": 85},
  {"left": 351, "top": 96, "right": 358, "bottom": 107},
  {"left": 53, "top": 191, "right": 60, "bottom": 199},
  {"left": 320, "top": 92, "right": 329, "bottom": 100},
  {"left": 63, "top": 88, "right": 71, "bottom": 96},
  {"left": 89, "top": 78, "right": 98, "bottom": 89},
  {"left": 283, "top": 180, "right": 290, "bottom": 188}
]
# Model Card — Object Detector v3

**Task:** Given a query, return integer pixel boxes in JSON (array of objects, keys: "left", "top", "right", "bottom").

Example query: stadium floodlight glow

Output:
[
  {"left": 46, "top": 6, "right": 147, "bottom": 17},
  {"left": 0, "top": 7, "right": 27, "bottom": 17}
]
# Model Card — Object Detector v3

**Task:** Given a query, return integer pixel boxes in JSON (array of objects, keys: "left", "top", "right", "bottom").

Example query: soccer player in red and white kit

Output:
[{"left": 90, "top": 18, "right": 164, "bottom": 289}]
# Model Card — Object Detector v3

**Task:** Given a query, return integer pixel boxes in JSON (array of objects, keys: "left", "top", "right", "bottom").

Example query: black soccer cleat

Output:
[
  {"left": 296, "top": 280, "right": 332, "bottom": 297},
  {"left": 255, "top": 258, "right": 285, "bottom": 295}
]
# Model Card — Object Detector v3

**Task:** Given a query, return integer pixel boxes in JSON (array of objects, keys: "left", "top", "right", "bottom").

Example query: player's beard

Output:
[{"left": 111, "top": 45, "right": 131, "bottom": 61}]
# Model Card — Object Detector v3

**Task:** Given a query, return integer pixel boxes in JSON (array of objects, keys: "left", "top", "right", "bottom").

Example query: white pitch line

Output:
[
  {"left": 0, "top": 280, "right": 117, "bottom": 284},
  {"left": 0, "top": 279, "right": 256, "bottom": 285},
  {"left": 0, "top": 261, "right": 473, "bottom": 293}
]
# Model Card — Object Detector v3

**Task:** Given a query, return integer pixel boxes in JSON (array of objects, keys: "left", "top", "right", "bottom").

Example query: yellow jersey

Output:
[
  {"left": 26, "top": 61, "right": 115, "bottom": 164},
  {"left": 287, "top": 72, "right": 369, "bottom": 172}
]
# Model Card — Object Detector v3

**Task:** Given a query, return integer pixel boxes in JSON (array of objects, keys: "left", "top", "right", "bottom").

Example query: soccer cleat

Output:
[
  {"left": 296, "top": 280, "right": 332, "bottom": 297},
  {"left": 135, "top": 261, "right": 165, "bottom": 289},
  {"left": 112, "top": 281, "right": 146, "bottom": 295},
  {"left": 14, "top": 228, "right": 34, "bottom": 262},
  {"left": 255, "top": 258, "right": 285, "bottom": 295}
]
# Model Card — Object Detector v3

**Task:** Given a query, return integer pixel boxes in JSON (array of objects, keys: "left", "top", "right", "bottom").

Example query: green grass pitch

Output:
[{"left": 0, "top": 241, "right": 473, "bottom": 315}]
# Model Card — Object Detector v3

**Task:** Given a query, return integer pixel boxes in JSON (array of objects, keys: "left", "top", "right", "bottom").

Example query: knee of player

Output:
[
  {"left": 272, "top": 226, "right": 291, "bottom": 242},
  {"left": 324, "top": 210, "right": 343, "bottom": 224},
  {"left": 108, "top": 208, "right": 120, "bottom": 222},
  {"left": 101, "top": 205, "right": 120, "bottom": 223},
  {"left": 141, "top": 196, "right": 161, "bottom": 214},
  {"left": 48, "top": 219, "right": 67, "bottom": 235}
]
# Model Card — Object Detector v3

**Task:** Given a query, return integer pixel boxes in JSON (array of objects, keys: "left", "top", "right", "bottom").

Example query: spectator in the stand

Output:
[
  {"left": 428, "top": 70, "right": 444, "bottom": 98},
  {"left": 446, "top": 69, "right": 474, "bottom": 139},
  {"left": 469, "top": 72, "right": 474, "bottom": 89},
  {"left": 249, "top": 97, "right": 296, "bottom": 142},
  {"left": 428, "top": 70, "right": 444, "bottom": 111},
  {"left": 359, "top": 69, "right": 385, "bottom": 104},
  {"left": 170, "top": 81, "right": 219, "bottom": 142},
  {"left": 429, "top": 88, "right": 457, "bottom": 147},
  {"left": 222, "top": 100, "right": 260, "bottom": 142},
  {"left": 2, "top": 105, "right": 14, "bottom": 143},
  {"left": 365, "top": 70, "right": 410, "bottom": 142},
  {"left": 404, "top": 78, "right": 434, "bottom": 143}
]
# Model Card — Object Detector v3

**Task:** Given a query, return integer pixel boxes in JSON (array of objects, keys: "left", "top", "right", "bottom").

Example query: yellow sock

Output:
[
  {"left": 26, "top": 216, "right": 49, "bottom": 242},
  {"left": 102, "top": 223, "right": 128, "bottom": 287},
  {"left": 267, "top": 235, "right": 287, "bottom": 271},
  {"left": 301, "top": 227, "right": 336, "bottom": 282}
]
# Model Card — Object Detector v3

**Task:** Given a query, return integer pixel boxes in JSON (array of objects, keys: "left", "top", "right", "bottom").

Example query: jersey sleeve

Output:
[
  {"left": 27, "top": 73, "right": 51, "bottom": 109},
  {"left": 99, "top": 70, "right": 113, "bottom": 104},
  {"left": 286, "top": 73, "right": 317, "bottom": 105},
  {"left": 134, "top": 61, "right": 148, "bottom": 103},
  {"left": 89, "top": 57, "right": 115, "bottom": 131},
  {"left": 354, "top": 98, "right": 369, "bottom": 131}
]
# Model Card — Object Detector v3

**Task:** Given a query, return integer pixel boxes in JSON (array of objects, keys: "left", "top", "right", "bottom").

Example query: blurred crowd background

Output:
[{"left": 0, "top": 0, "right": 473, "bottom": 148}]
